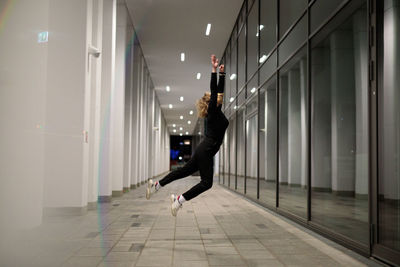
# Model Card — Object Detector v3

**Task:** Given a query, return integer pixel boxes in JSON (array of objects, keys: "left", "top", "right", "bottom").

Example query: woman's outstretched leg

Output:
[
  {"left": 171, "top": 157, "right": 213, "bottom": 216},
  {"left": 146, "top": 157, "right": 198, "bottom": 199}
]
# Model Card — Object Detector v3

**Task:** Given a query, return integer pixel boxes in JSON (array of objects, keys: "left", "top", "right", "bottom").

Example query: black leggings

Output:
[{"left": 159, "top": 137, "right": 220, "bottom": 201}]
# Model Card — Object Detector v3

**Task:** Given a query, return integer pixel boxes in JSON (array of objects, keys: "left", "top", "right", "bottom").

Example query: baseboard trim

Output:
[
  {"left": 112, "top": 190, "right": 123, "bottom": 197},
  {"left": 123, "top": 187, "right": 130, "bottom": 193},
  {"left": 88, "top": 201, "right": 97, "bottom": 210},
  {"left": 98, "top": 195, "right": 112, "bottom": 203},
  {"left": 43, "top": 206, "right": 87, "bottom": 217}
]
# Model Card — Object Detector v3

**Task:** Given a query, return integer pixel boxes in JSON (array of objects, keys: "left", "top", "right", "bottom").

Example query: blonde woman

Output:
[{"left": 146, "top": 54, "right": 229, "bottom": 216}]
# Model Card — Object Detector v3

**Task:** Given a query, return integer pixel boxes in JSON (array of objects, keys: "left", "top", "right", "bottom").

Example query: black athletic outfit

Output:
[{"left": 159, "top": 72, "right": 229, "bottom": 200}]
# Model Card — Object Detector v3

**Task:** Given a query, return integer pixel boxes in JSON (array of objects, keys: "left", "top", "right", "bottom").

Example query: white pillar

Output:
[
  {"left": 353, "top": 8, "right": 368, "bottom": 197},
  {"left": 98, "top": 0, "right": 116, "bottom": 200},
  {"left": 110, "top": 2, "right": 127, "bottom": 195},
  {"left": 382, "top": 0, "right": 400, "bottom": 200},
  {"left": 279, "top": 76, "right": 288, "bottom": 185},
  {"left": 288, "top": 69, "right": 301, "bottom": 186},
  {"left": 265, "top": 86, "right": 277, "bottom": 181},
  {"left": 312, "top": 48, "right": 332, "bottom": 190},
  {"left": 330, "top": 30, "right": 356, "bottom": 195},
  {"left": 0, "top": 0, "right": 49, "bottom": 231},
  {"left": 44, "top": 0, "right": 90, "bottom": 209},
  {"left": 300, "top": 59, "right": 308, "bottom": 187}
]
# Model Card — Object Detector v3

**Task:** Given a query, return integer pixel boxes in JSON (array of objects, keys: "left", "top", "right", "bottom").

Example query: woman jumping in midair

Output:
[{"left": 146, "top": 54, "right": 229, "bottom": 216}]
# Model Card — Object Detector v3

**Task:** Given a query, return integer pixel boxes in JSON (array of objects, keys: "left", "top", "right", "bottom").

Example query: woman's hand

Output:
[
  {"left": 219, "top": 64, "right": 225, "bottom": 73},
  {"left": 211, "top": 54, "right": 219, "bottom": 72}
]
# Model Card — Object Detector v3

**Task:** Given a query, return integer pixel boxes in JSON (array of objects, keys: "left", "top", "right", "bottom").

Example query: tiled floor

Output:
[{"left": 4, "top": 176, "right": 386, "bottom": 267}]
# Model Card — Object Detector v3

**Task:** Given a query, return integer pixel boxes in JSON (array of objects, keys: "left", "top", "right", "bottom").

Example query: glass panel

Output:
[
  {"left": 259, "top": 77, "right": 277, "bottom": 206},
  {"left": 260, "top": 51, "right": 277, "bottom": 85},
  {"left": 260, "top": 0, "right": 277, "bottom": 59},
  {"left": 248, "top": 0, "right": 259, "bottom": 79},
  {"left": 226, "top": 43, "right": 232, "bottom": 105},
  {"left": 378, "top": 0, "right": 400, "bottom": 252},
  {"left": 238, "top": 89, "right": 246, "bottom": 106},
  {"left": 279, "top": 0, "right": 307, "bottom": 39},
  {"left": 310, "top": 0, "right": 346, "bottom": 34},
  {"left": 247, "top": 75, "right": 258, "bottom": 99},
  {"left": 231, "top": 42, "right": 238, "bottom": 98},
  {"left": 223, "top": 132, "right": 229, "bottom": 186},
  {"left": 238, "top": 25, "right": 246, "bottom": 91},
  {"left": 311, "top": 2, "right": 368, "bottom": 245},
  {"left": 278, "top": 15, "right": 307, "bottom": 65},
  {"left": 279, "top": 46, "right": 308, "bottom": 218},
  {"left": 246, "top": 110, "right": 258, "bottom": 199},
  {"left": 229, "top": 116, "right": 237, "bottom": 189},
  {"left": 237, "top": 108, "right": 246, "bottom": 192}
]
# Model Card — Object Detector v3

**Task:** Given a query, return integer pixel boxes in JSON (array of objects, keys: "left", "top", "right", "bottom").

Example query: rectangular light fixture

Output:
[
  {"left": 229, "top": 97, "right": 234, "bottom": 103},
  {"left": 259, "top": 55, "right": 267, "bottom": 63},
  {"left": 181, "top": 53, "right": 185, "bottom": 62},
  {"left": 206, "top": 23, "right": 211, "bottom": 36},
  {"left": 251, "top": 87, "right": 256, "bottom": 94},
  {"left": 230, "top": 74, "right": 237, "bottom": 80},
  {"left": 197, "top": 73, "right": 201, "bottom": 79},
  {"left": 169, "top": 104, "right": 173, "bottom": 109},
  {"left": 166, "top": 86, "right": 170, "bottom": 92},
  {"left": 180, "top": 96, "right": 184, "bottom": 102}
]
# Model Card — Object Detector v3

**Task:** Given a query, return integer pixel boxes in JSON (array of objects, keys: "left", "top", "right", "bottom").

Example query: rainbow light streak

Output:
[
  {"left": 96, "top": 32, "right": 137, "bottom": 261},
  {"left": 0, "top": 0, "right": 15, "bottom": 34}
]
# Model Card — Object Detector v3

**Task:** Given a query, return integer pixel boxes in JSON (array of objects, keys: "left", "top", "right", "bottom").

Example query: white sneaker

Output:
[
  {"left": 170, "top": 194, "right": 182, "bottom": 217},
  {"left": 146, "top": 179, "right": 156, "bottom": 200}
]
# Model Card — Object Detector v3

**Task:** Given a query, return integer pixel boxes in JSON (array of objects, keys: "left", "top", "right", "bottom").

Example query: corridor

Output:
[{"left": 7, "top": 177, "right": 382, "bottom": 267}]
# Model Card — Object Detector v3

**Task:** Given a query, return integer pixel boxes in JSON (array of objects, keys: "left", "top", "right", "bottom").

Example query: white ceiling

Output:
[{"left": 125, "top": 0, "right": 243, "bottom": 135}]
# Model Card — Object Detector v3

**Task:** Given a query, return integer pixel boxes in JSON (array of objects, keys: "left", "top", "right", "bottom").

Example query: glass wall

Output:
[
  {"left": 218, "top": 0, "right": 397, "bottom": 263},
  {"left": 246, "top": 96, "right": 258, "bottom": 199},
  {"left": 279, "top": 46, "right": 308, "bottom": 218},
  {"left": 259, "top": 77, "right": 277, "bottom": 207},
  {"left": 378, "top": 0, "right": 400, "bottom": 254},
  {"left": 311, "top": 1, "right": 368, "bottom": 244}
]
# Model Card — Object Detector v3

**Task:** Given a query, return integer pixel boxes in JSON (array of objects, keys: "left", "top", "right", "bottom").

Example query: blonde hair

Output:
[{"left": 196, "top": 92, "right": 223, "bottom": 118}]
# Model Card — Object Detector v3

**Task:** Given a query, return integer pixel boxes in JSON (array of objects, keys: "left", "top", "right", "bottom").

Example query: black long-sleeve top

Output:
[{"left": 205, "top": 72, "right": 229, "bottom": 145}]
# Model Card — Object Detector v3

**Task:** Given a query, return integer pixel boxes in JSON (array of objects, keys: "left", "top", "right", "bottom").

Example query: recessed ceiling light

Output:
[
  {"left": 180, "top": 96, "right": 184, "bottom": 102},
  {"left": 179, "top": 127, "right": 183, "bottom": 130},
  {"left": 198, "top": 132, "right": 201, "bottom": 135},
  {"left": 173, "top": 124, "right": 176, "bottom": 127},
  {"left": 180, "top": 115, "right": 183, "bottom": 120},
  {"left": 206, "top": 23, "right": 212, "bottom": 36},
  {"left": 197, "top": 73, "right": 201, "bottom": 79},
  {"left": 251, "top": 87, "right": 256, "bottom": 94},
  {"left": 230, "top": 74, "right": 237, "bottom": 80},
  {"left": 185, "top": 131, "right": 189, "bottom": 135},
  {"left": 234, "top": 105, "right": 237, "bottom": 110},
  {"left": 173, "top": 129, "right": 176, "bottom": 133},
  {"left": 259, "top": 24, "right": 264, "bottom": 31},
  {"left": 189, "top": 110, "right": 193, "bottom": 115},
  {"left": 181, "top": 52, "right": 185, "bottom": 62},
  {"left": 166, "top": 86, "right": 170, "bottom": 92},
  {"left": 259, "top": 55, "right": 267, "bottom": 63},
  {"left": 188, "top": 120, "right": 191, "bottom": 125},
  {"left": 169, "top": 104, "right": 173, "bottom": 109},
  {"left": 229, "top": 97, "right": 234, "bottom": 103},
  {"left": 179, "top": 133, "right": 183, "bottom": 136}
]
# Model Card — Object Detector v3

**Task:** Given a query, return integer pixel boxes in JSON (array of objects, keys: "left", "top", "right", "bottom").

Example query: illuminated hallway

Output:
[{"left": 0, "top": 0, "right": 399, "bottom": 266}]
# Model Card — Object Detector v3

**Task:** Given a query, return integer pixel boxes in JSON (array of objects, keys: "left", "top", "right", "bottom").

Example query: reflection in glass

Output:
[
  {"left": 248, "top": 0, "right": 259, "bottom": 79},
  {"left": 229, "top": 116, "right": 236, "bottom": 189},
  {"left": 231, "top": 42, "right": 238, "bottom": 97},
  {"left": 223, "top": 131, "right": 229, "bottom": 186},
  {"left": 279, "top": 47, "right": 308, "bottom": 218},
  {"left": 226, "top": 43, "right": 232, "bottom": 105},
  {"left": 246, "top": 97, "right": 258, "bottom": 199},
  {"left": 260, "top": 0, "right": 277, "bottom": 60},
  {"left": 259, "top": 78, "right": 277, "bottom": 206},
  {"left": 311, "top": 3, "right": 368, "bottom": 245},
  {"left": 378, "top": 0, "right": 400, "bottom": 252},
  {"left": 279, "top": 0, "right": 307, "bottom": 38},
  {"left": 237, "top": 109, "right": 245, "bottom": 193},
  {"left": 238, "top": 26, "right": 246, "bottom": 91}
]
